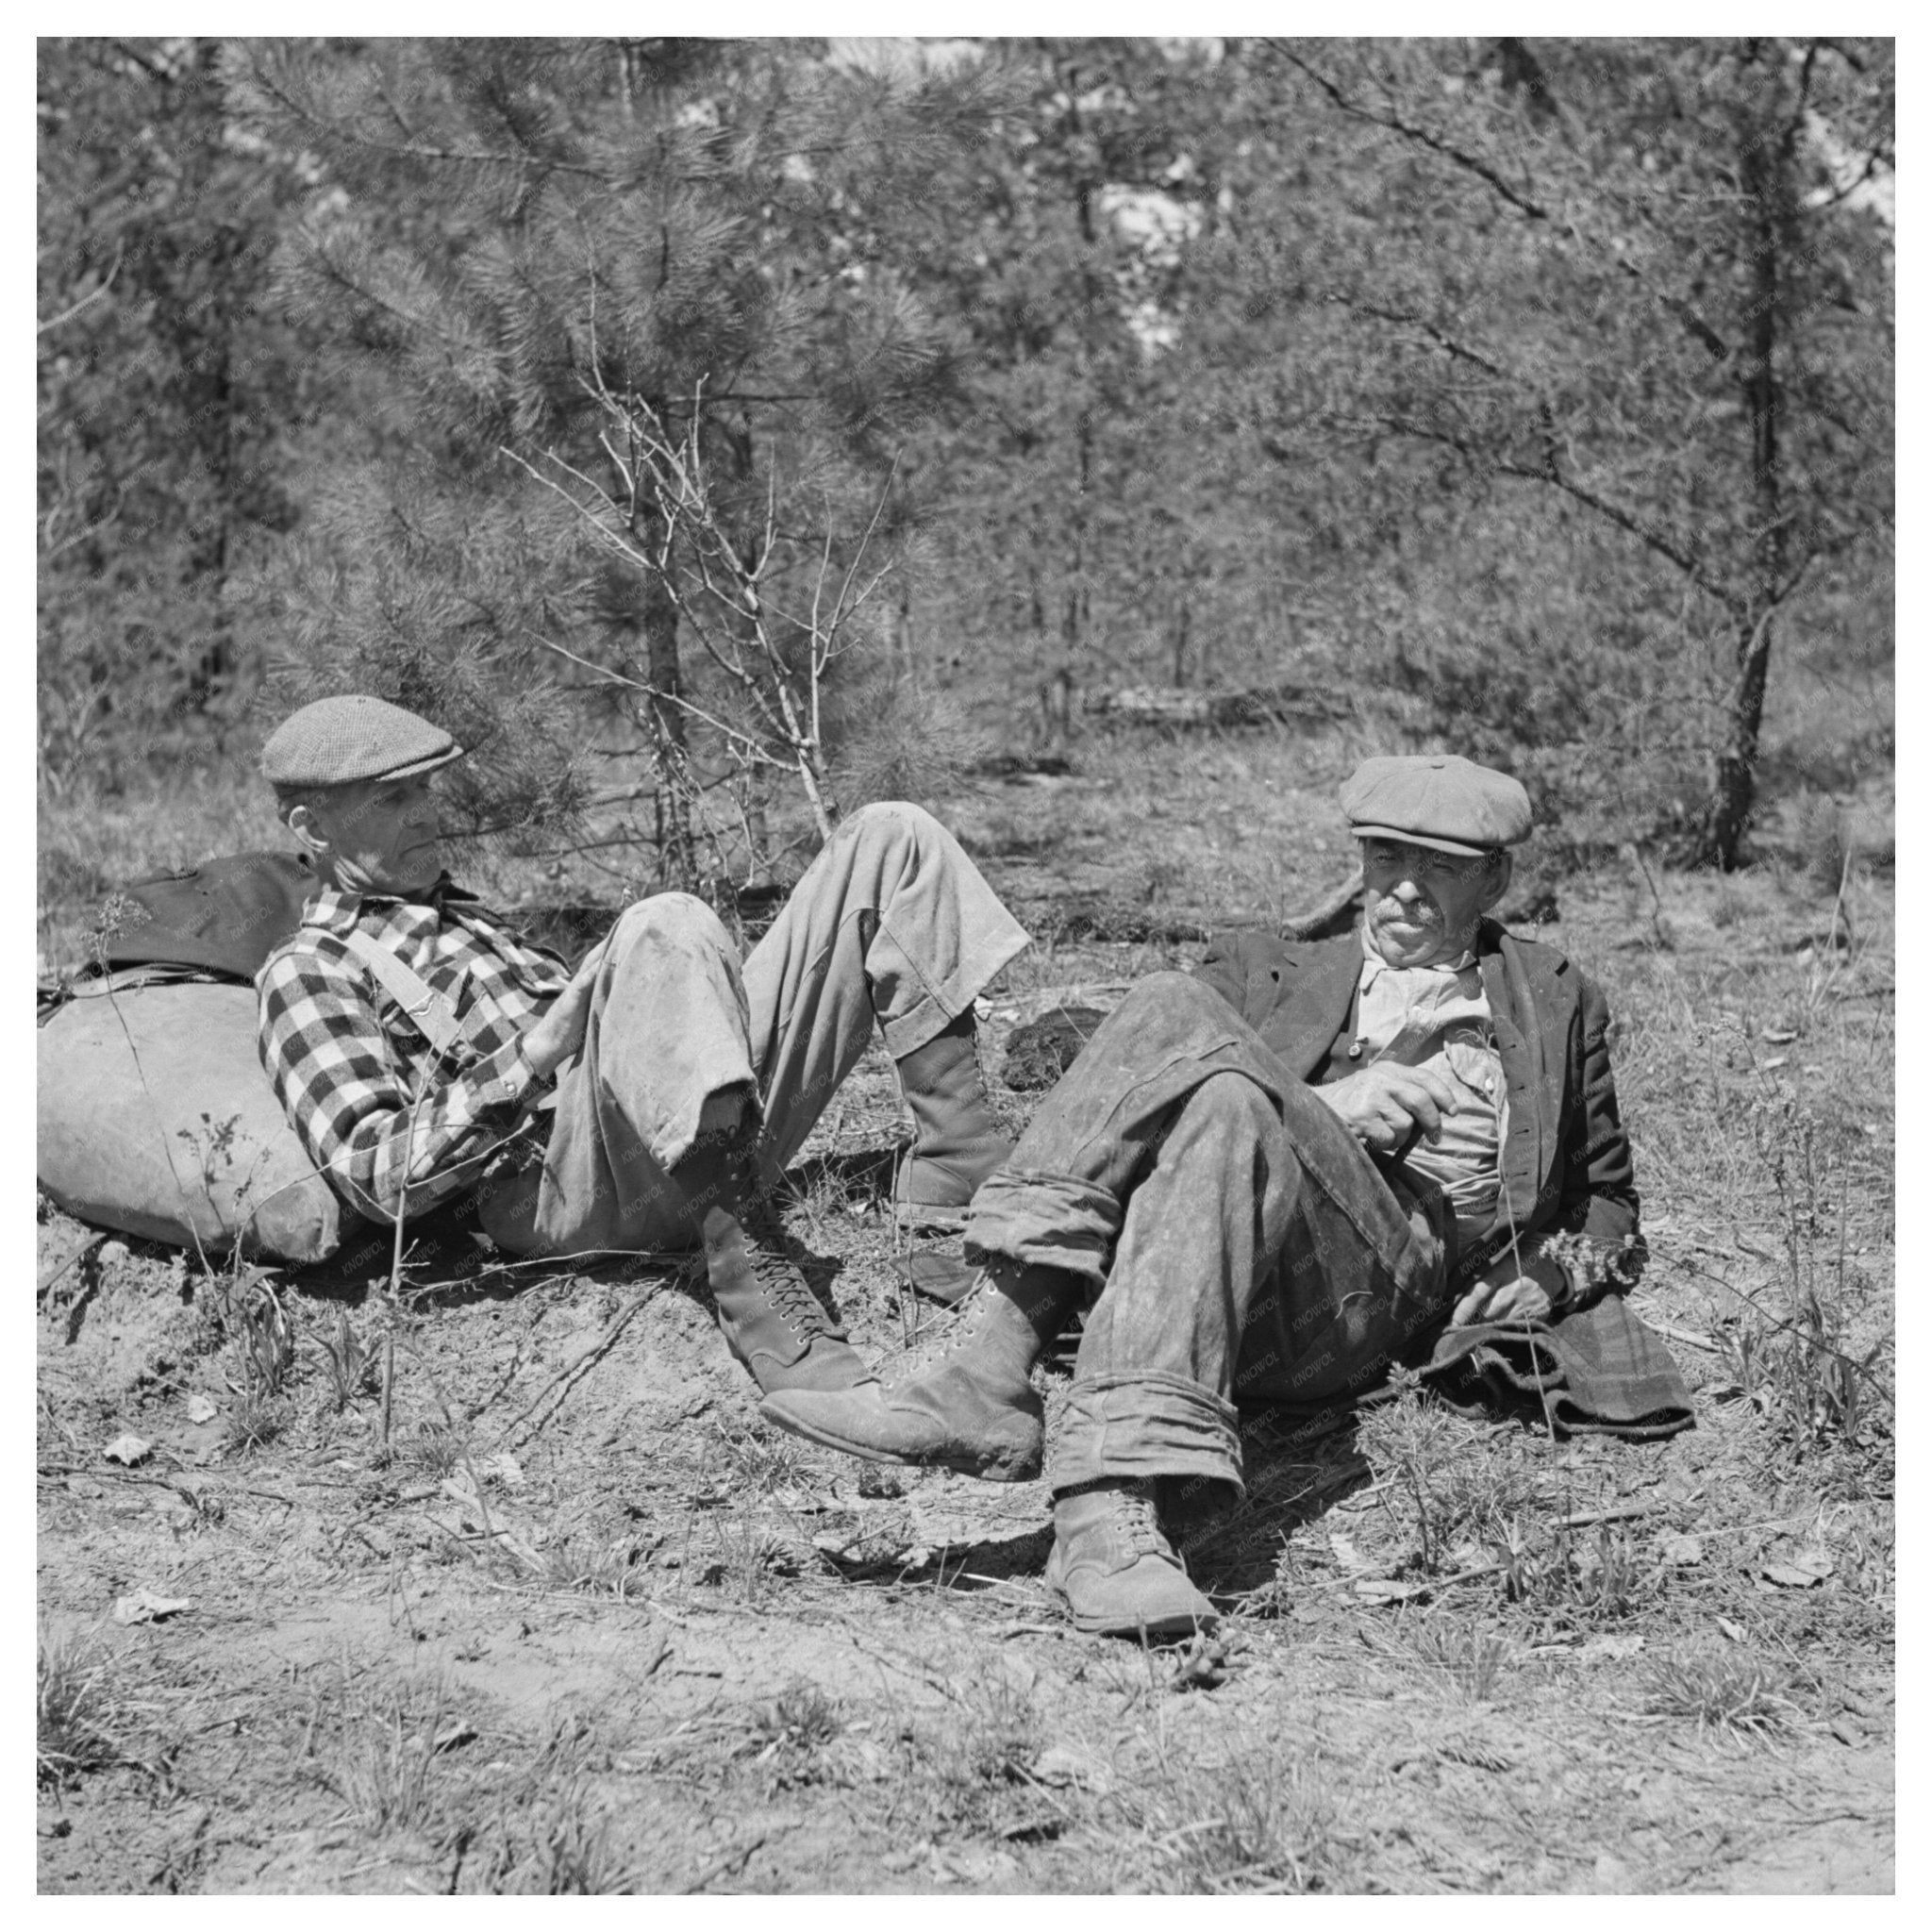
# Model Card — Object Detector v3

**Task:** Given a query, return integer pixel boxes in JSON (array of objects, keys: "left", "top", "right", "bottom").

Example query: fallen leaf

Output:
[
  {"left": 1658, "top": 1532, "right": 1705, "bottom": 1566},
  {"left": 1327, "top": 1531, "right": 1370, "bottom": 1572},
  {"left": 102, "top": 1432, "right": 152, "bottom": 1466},
  {"left": 1786, "top": 1545, "right": 1836, "bottom": 1580},
  {"left": 432, "top": 1721, "right": 478, "bottom": 1754},
  {"left": 113, "top": 1589, "right": 192, "bottom": 1625},
  {"left": 1354, "top": 1577, "right": 1430, "bottom": 1604},
  {"left": 186, "top": 1395, "right": 218, "bottom": 1424},
  {"left": 1760, "top": 1561, "right": 1826, "bottom": 1590},
  {"left": 1577, "top": 1633, "right": 1644, "bottom": 1662},
  {"left": 1761, "top": 1027, "right": 1798, "bottom": 1044},
  {"left": 1715, "top": 1615, "right": 1748, "bottom": 1643},
  {"left": 1032, "top": 1745, "right": 1107, "bottom": 1791},
  {"left": 477, "top": 1452, "right": 525, "bottom": 1490}
]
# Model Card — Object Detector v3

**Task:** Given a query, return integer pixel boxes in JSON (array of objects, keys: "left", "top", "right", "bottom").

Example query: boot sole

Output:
[
  {"left": 758, "top": 1397, "right": 1041, "bottom": 1483},
  {"left": 1047, "top": 1582, "right": 1219, "bottom": 1641}
]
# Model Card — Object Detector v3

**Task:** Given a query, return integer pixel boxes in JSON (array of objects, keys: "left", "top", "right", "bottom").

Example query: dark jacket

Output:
[{"left": 1192, "top": 918, "right": 1641, "bottom": 1288}]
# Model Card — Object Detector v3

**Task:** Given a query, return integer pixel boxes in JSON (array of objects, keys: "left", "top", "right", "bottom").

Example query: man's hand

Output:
[
  {"left": 1314, "top": 1061, "right": 1460, "bottom": 1154},
  {"left": 1450, "top": 1254, "right": 1569, "bottom": 1327},
  {"left": 522, "top": 940, "right": 609, "bottom": 1081}
]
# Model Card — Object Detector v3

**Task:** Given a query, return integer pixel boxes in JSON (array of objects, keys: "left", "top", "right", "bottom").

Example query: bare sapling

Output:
[{"left": 508, "top": 381, "right": 898, "bottom": 874}]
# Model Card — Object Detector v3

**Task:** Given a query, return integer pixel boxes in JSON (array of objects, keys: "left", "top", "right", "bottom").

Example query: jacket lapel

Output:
[
  {"left": 1265, "top": 940, "right": 1364, "bottom": 1080},
  {"left": 1480, "top": 925, "right": 1557, "bottom": 1241}
]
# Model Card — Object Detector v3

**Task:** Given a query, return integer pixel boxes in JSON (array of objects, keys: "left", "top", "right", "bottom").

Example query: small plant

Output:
[
  {"left": 486, "top": 1781, "right": 638, "bottom": 1894},
  {"left": 1407, "top": 1617, "right": 1511, "bottom": 1702},
  {"left": 1642, "top": 1651, "right": 1799, "bottom": 1739},
  {"left": 310, "top": 1308, "right": 376, "bottom": 1411},
  {"left": 335, "top": 1681, "right": 453, "bottom": 1837},
  {"left": 1729, "top": 1091, "right": 1894, "bottom": 1456},
  {"left": 395, "top": 1423, "right": 465, "bottom": 1482},
  {"left": 38, "top": 1630, "right": 124, "bottom": 1790},
  {"left": 740, "top": 1682, "right": 844, "bottom": 1790},
  {"left": 712, "top": 1419, "right": 809, "bottom": 1495},
  {"left": 534, "top": 1534, "right": 651, "bottom": 1600},
  {"left": 224, "top": 1395, "right": 290, "bottom": 1454},
  {"left": 202, "top": 1267, "right": 297, "bottom": 1407},
  {"left": 1131, "top": 1748, "right": 1344, "bottom": 1894}
]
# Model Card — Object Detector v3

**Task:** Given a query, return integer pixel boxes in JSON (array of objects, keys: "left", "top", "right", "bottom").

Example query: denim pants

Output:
[
  {"left": 961, "top": 972, "right": 1456, "bottom": 1507},
  {"left": 477, "top": 802, "right": 1029, "bottom": 1257}
]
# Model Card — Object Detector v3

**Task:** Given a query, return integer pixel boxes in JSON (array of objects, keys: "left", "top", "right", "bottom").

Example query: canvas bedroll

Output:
[
  {"left": 38, "top": 974, "right": 349, "bottom": 1263},
  {"left": 37, "top": 852, "right": 351, "bottom": 1265}
]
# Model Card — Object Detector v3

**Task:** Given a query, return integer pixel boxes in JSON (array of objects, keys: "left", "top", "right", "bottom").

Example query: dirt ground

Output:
[{"left": 37, "top": 741, "right": 1894, "bottom": 1894}]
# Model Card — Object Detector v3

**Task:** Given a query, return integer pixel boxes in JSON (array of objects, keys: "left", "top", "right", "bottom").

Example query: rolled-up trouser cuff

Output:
[
  {"left": 1048, "top": 1371, "right": 1245, "bottom": 1507},
  {"left": 963, "top": 1169, "right": 1123, "bottom": 1290}
]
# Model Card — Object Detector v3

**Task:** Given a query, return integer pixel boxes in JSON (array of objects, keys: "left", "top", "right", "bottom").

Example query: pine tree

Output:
[
  {"left": 38, "top": 36, "right": 333, "bottom": 782},
  {"left": 233, "top": 37, "right": 1001, "bottom": 889},
  {"left": 1224, "top": 36, "right": 1893, "bottom": 867}
]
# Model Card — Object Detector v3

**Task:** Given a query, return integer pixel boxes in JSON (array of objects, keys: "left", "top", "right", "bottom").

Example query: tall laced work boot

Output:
[
  {"left": 758, "top": 1259, "right": 1079, "bottom": 1480},
  {"left": 1044, "top": 1479, "right": 1219, "bottom": 1640},
  {"left": 673, "top": 1132, "right": 875, "bottom": 1397},
  {"left": 891, "top": 1008, "right": 1013, "bottom": 1233}
]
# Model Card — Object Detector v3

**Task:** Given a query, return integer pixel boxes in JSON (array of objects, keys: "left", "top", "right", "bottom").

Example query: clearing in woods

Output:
[{"left": 37, "top": 736, "right": 1894, "bottom": 1893}]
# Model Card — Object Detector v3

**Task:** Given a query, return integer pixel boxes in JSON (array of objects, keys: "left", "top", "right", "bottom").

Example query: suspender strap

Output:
[{"left": 341, "top": 928, "right": 468, "bottom": 1058}]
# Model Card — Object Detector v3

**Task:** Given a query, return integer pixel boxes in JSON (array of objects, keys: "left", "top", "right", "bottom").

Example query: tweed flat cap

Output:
[
  {"left": 1340, "top": 754, "right": 1532, "bottom": 856},
  {"left": 260, "top": 694, "right": 464, "bottom": 790}
]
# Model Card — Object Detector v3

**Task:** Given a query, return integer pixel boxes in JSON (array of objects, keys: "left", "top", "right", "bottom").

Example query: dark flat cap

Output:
[
  {"left": 1340, "top": 754, "right": 1532, "bottom": 856},
  {"left": 260, "top": 694, "right": 464, "bottom": 789}
]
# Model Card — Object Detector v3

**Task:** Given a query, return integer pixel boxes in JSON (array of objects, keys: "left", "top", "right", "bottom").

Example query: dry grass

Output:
[
  {"left": 38, "top": 1631, "right": 127, "bottom": 1790},
  {"left": 37, "top": 737, "right": 1894, "bottom": 1894}
]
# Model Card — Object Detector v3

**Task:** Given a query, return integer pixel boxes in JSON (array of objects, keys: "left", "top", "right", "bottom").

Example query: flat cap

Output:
[
  {"left": 260, "top": 694, "right": 464, "bottom": 790},
  {"left": 1340, "top": 754, "right": 1532, "bottom": 856}
]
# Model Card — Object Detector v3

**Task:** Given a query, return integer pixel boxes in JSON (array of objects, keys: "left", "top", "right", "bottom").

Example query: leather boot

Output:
[
  {"left": 1044, "top": 1479, "right": 1219, "bottom": 1639},
  {"left": 673, "top": 1135, "right": 875, "bottom": 1396},
  {"left": 758, "top": 1259, "right": 1079, "bottom": 1479},
  {"left": 892, "top": 1009, "right": 1013, "bottom": 1231}
]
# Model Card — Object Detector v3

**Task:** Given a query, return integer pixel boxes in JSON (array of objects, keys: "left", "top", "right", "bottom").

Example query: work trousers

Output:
[
  {"left": 961, "top": 973, "right": 1457, "bottom": 1508},
  {"left": 476, "top": 802, "right": 1028, "bottom": 1257}
]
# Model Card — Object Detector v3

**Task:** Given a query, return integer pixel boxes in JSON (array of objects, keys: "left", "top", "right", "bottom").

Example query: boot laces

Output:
[
  {"left": 741, "top": 1212, "right": 829, "bottom": 1339},
  {"left": 1112, "top": 1481, "right": 1173, "bottom": 1562}
]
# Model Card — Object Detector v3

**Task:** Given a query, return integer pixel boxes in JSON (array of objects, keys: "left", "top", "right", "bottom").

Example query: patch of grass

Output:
[
  {"left": 38, "top": 1630, "right": 125, "bottom": 1790},
  {"left": 223, "top": 1395, "right": 291, "bottom": 1454},
  {"left": 532, "top": 1532, "right": 652, "bottom": 1600},
  {"left": 738, "top": 1681, "right": 846, "bottom": 1791},
  {"left": 478, "top": 1780, "right": 640, "bottom": 1894},
  {"left": 394, "top": 1422, "right": 465, "bottom": 1482},
  {"left": 310, "top": 1308, "right": 377, "bottom": 1411},
  {"left": 332, "top": 1677, "right": 458, "bottom": 1839},
  {"left": 687, "top": 1506, "right": 801, "bottom": 1607},
  {"left": 1641, "top": 1649, "right": 1801, "bottom": 1740},
  {"left": 711, "top": 1418, "right": 810, "bottom": 1494},
  {"left": 1119, "top": 1745, "right": 1351, "bottom": 1894},
  {"left": 1355, "top": 1386, "right": 1546, "bottom": 1576},
  {"left": 1405, "top": 1617, "right": 1511, "bottom": 1702}
]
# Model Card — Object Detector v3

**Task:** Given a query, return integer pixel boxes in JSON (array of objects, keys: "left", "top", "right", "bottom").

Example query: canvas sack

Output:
[
  {"left": 37, "top": 851, "right": 352, "bottom": 1263},
  {"left": 38, "top": 972, "right": 348, "bottom": 1262}
]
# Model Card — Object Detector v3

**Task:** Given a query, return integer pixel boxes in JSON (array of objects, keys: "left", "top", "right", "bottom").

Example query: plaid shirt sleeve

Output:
[{"left": 257, "top": 935, "right": 545, "bottom": 1224}]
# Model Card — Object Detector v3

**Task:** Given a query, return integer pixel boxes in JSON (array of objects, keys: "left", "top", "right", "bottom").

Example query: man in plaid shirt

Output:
[{"left": 257, "top": 694, "right": 1030, "bottom": 1397}]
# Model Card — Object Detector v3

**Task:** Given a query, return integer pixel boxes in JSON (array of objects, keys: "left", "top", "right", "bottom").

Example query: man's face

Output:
[
  {"left": 1358, "top": 837, "right": 1508, "bottom": 969},
  {"left": 299, "top": 774, "right": 443, "bottom": 896}
]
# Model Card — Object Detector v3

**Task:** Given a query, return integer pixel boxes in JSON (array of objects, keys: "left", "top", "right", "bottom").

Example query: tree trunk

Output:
[
  {"left": 1705, "top": 606, "right": 1776, "bottom": 873},
  {"left": 1698, "top": 63, "right": 1790, "bottom": 872},
  {"left": 627, "top": 498, "right": 698, "bottom": 891}
]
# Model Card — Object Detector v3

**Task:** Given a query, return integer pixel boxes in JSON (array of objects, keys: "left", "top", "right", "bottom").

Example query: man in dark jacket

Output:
[{"left": 760, "top": 754, "right": 1687, "bottom": 1637}]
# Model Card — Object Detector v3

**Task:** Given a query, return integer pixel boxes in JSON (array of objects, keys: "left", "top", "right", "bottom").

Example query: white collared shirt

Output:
[{"left": 1352, "top": 927, "right": 1507, "bottom": 1238}]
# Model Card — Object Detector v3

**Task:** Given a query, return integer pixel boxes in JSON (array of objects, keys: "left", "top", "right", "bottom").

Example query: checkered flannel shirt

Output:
[{"left": 256, "top": 881, "right": 571, "bottom": 1224}]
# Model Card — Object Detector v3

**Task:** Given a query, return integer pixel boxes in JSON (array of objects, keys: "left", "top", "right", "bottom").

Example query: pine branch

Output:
[{"left": 1271, "top": 42, "right": 1732, "bottom": 362}]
